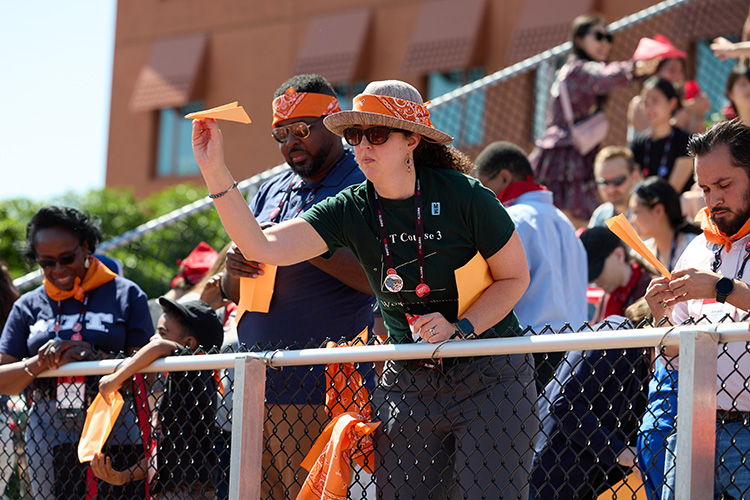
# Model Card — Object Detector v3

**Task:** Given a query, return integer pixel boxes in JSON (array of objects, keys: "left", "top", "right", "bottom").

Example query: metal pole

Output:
[
  {"left": 229, "top": 357, "right": 266, "bottom": 500},
  {"left": 675, "top": 329, "right": 718, "bottom": 500}
]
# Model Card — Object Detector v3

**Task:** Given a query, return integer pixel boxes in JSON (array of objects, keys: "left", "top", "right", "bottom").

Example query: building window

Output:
[
  {"left": 695, "top": 38, "right": 737, "bottom": 120},
  {"left": 427, "top": 68, "right": 485, "bottom": 147},
  {"left": 156, "top": 101, "right": 204, "bottom": 177}
]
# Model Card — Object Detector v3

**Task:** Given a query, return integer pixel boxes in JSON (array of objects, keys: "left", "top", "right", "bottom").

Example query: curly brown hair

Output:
[{"left": 412, "top": 138, "right": 474, "bottom": 174}]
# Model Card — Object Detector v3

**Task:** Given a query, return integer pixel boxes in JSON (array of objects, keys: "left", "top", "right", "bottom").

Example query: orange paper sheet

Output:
[
  {"left": 454, "top": 251, "right": 494, "bottom": 317},
  {"left": 597, "top": 471, "right": 647, "bottom": 500},
  {"left": 606, "top": 214, "right": 671, "bottom": 279},
  {"left": 78, "top": 392, "right": 124, "bottom": 463},
  {"left": 184, "top": 101, "right": 252, "bottom": 124},
  {"left": 234, "top": 265, "right": 278, "bottom": 324}
]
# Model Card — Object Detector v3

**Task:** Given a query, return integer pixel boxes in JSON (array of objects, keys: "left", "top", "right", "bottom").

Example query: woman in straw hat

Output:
[{"left": 192, "top": 79, "right": 536, "bottom": 499}]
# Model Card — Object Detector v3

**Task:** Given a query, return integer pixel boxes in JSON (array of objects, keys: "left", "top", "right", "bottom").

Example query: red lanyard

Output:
[
  {"left": 54, "top": 295, "right": 89, "bottom": 339},
  {"left": 371, "top": 176, "right": 431, "bottom": 301},
  {"left": 269, "top": 176, "right": 318, "bottom": 223}
]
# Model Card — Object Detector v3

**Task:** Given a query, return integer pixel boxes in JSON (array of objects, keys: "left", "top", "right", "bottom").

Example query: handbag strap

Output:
[{"left": 558, "top": 77, "right": 576, "bottom": 128}]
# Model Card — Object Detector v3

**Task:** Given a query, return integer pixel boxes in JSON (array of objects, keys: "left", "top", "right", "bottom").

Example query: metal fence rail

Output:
[{"left": 1, "top": 322, "right": 746, "bottom": 499}]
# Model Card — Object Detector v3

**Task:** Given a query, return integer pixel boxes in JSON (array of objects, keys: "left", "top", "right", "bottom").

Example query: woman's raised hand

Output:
[
  {"left": 634, "top": 57, "right": 660, "bottom": 77},
  {"left": 192, "top": 118, "right": 225, "bottom": 172}
]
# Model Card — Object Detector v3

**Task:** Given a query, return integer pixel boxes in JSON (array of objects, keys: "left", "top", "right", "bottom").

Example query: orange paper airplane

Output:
[
  {"left": 185, "top": 101, "right": 252, "bottom": 124},
  {"left": 606, "top": 214, "right": 671, "bottom": 279}
]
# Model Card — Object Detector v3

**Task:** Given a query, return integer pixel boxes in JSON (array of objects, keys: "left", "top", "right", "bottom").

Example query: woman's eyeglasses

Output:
[
  {"left": 592, "top": 31, "right": 613, "bottom": 43},
  {"left": 36, "top": 245, "right": 80, "bottom": 269},
  {"left": 595, "top": 174, "right": 628, "bottom": 187},
  {"left": 343, "top": 126, "right": 402, "bottom": 146},
  {"left": 271, "top": 117, "right": 322, "bottom": 143}
]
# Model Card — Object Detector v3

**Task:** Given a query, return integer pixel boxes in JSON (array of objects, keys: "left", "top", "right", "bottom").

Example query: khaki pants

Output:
[{"left": 262, "top": 404, "right": 326, "bottom": 500}]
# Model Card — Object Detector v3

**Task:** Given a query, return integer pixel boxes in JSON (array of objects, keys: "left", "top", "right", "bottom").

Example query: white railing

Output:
[{"left": 35, "top": 322, "right": 750, "bottom": 500}]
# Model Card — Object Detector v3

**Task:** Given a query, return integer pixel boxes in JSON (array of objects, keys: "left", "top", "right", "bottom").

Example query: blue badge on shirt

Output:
[{"left": 431, "top": 202, "right": 440, "bottom": 216}]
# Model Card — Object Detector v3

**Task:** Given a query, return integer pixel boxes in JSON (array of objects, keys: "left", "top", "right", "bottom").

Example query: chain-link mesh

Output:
[{"left": 1, "top": 321, "right": 747, "bottom": 499}]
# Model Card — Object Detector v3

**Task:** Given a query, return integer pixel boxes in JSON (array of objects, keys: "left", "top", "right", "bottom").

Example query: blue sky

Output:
[{"left": 0, "top": 0, "right": 117, "bottom": 202}]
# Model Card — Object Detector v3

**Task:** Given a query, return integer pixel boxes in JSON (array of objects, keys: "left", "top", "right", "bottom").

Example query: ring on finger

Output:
[
  {"left": 428, "top": 328, "right": 435, "bottom": 333},
  {"left": 661, "top": 300, "right": 668, "bottom": 309}
]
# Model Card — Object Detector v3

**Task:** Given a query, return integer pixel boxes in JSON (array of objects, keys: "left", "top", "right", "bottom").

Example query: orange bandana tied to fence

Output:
[
  {"left": 297, "top": 329, "right": 380, "bottom": 500},
  {"left": 272, "top": 88, "right": 342, "bottom": 127}
]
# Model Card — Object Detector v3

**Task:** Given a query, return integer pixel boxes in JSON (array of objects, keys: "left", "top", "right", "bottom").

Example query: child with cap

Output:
[
  {"left": 580, "top": 227, "right": 654, "bottom": 323},
  {"left": 90, "top": 298, "right": 224, "bottom": 500}
]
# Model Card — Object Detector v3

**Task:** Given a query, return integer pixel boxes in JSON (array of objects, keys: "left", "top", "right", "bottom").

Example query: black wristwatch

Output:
[
  {"left": 454, "top": 318, "right": 476, "bottom": 339},
  {"left": 716, "top": 277, "right": 734, "bottom": 303}
]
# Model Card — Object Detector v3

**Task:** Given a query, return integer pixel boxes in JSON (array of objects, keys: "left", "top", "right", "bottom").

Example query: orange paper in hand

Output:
[
  {"left": 454, "top": 251, "right": 494, "bottom": 317},
  {"left": 606, "top": 214, "right": 671, "bottom": 279},
  {"left": 78, "top": 391, "right": 124, "bottom": 463},
  {"left": 184, "top": 101, "right": 252, "bottom": 124},
  {"left": 234, "top": 265, "right": 278, "bottom": 324}
]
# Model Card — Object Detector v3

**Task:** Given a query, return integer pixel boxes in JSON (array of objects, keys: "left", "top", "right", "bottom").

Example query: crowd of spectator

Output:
[{"left": 2, "top": 10, "right": 750, "bottom": 500}]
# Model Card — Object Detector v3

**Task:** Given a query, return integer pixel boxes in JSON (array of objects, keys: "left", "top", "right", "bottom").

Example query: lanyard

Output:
[
  {"left": 711, "top": 240, "right": 750, "bottom": 280},
  {"left": 54, "top": 295, "right": 89, "bottom": 339},
  {"left": 663, "top": 228, "right": 680, "bottom": 272},
  {"left": 268, "top": 176, "right": 318, "bottom": 223},
  {"left": 644, "top": 128, "right": 674, "bottom": 178},
  {"left": 371, "top": 176, "right": 431, "bottom": 302}
]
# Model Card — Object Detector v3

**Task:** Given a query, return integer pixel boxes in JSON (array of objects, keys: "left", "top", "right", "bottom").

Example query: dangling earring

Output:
[
  {"left": 84, "top": 256, "right": 91, "bottom": 269},
  {"left": 406, "top": 155, "right": 412, "bottom": 174}
]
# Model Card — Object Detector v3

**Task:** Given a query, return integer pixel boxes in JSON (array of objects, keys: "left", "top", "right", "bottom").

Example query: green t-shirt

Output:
[{"left": 301, "top": 167, "right": 521, "bottom": 344}]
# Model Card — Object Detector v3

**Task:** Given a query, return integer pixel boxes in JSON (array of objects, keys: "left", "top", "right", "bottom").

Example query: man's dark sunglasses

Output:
[
  {"left": 271, "top": 117, "right": 323, "bottom": 143},
  {"left": 343, "top": 126, "right": 404, "bottom": 146},
  {"left": 36, "top": 245, "right": 81, "bottom": 269},
  {"left": 595, "top": 174, "right": 628, "bottom": 187}
]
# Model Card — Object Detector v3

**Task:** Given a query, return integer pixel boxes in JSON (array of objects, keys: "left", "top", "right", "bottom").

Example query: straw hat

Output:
[{"left": 323, "top": 80, "right": 453, "bottom": 145}]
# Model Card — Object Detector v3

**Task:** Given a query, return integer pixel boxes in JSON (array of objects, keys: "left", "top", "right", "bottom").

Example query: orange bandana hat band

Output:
[
  {"left": 695, "top": 207, "right": 750, "bottom": 252},
  {"left": 352, "top": 93, "right": 435, "bottom": 128},
  {"left": 271, "top": 88, "right": 341, "bottom": 126}
]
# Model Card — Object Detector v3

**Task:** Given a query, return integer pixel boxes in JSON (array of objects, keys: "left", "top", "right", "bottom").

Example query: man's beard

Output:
[{"left": 711, "top": 201, "right": 750, "bottom": 236}]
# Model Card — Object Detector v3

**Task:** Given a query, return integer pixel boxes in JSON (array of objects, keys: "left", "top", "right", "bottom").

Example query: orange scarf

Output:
[
  {"left": 272, "top": 88, "right": 341, "bottom": 126},
  {"left": 695, "top": 207, "right": 750, "bottom": 252},
  {"left": 44, "top": 256, "right": 117, "bottom": 302},
  {"left": 297, "top": 329, "right": 381, "bottom": 500}
]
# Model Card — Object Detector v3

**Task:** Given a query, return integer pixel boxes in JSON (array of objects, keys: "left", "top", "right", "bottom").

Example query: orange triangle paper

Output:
[
  {"left": 77, "top": 391, "right": 124, "bottom": 462},
  {"left": 234, "top": 265, "right": 278, "bottom": 324},
  {"left": 185, "top": 101, "right": 252, "bottom": 124},
  {"left": 454, "top": 251, "right": 494, "bottom": 317},
  {"left": 606, "top": 214, "right": 671, "bottom": 279}
]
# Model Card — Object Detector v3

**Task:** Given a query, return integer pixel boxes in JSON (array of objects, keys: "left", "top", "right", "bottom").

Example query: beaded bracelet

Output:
[{"left": 209, "top": 181, "right": 239, "bottom": 199}]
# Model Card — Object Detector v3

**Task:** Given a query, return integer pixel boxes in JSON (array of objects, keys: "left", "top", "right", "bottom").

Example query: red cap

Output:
[
  {"left": 171, "top": 241, "right": 218, "bottom": 288},
  {"left": 633, "top": 35, "right": 687, "bottom": 61}
]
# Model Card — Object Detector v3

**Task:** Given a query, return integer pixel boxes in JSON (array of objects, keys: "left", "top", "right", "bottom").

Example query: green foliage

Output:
[{"left": 2, "top": 183, "right": 231, "bottom": 299}]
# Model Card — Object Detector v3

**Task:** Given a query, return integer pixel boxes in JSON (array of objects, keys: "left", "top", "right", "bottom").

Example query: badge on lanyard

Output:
[
  {"left": 56, "top": 332, "right": 86, "bottom": 418},
  {"left": 384, "top": 269, "right": 404, "bottom": 293}
]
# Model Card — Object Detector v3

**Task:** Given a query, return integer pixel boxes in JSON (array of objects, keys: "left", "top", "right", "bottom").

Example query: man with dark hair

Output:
[
  {"left": 645, "top": 119, "right": 750, "bottom": 499},
  {"left": 221, "top": 74, "right": 375, "bottom": 499},
  {"left": 589, "top": 146, "right": 641, "bottom": 227},
  {"left": 475, "top": 141, "right": 588, "bottom": 388}
]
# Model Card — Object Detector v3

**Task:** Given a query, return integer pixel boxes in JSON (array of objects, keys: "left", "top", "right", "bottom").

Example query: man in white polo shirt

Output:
[{"left": 646, "top": 119, "right": 750, "bottom": 499}]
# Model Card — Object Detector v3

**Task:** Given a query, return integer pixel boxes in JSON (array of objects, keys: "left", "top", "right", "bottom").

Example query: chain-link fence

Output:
[{"left": 0, "top": 319, "right": 746, "bottom": 500}]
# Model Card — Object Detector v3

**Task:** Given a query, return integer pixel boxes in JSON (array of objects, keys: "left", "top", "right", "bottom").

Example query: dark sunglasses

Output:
[
  {"left": 271, "top": 117, "right": 322, "bottom": 143},
  {"left": 595, "top": 174, "right": 628, "bottom": 187},
  {"left": 36, "top": 245, "right": 81, "bottom": 269},
  {"left": 343, "top": 126, "right": 403, "bottom": 146},
  {"left": 591, "top": 31, "right": 613, "bottom": 43}
]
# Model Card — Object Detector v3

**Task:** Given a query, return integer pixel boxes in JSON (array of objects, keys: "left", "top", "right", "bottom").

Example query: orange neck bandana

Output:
[
  {"left": 44, "top": 256, "right": 117, "bottom": 302},
  {"left": 352, "top": 93, "right": 435, "bottom": 127},
  {"left": 695, "top": 207, "right": 750, "bottom": 252},
  {"left": 272, "top": 88, "right": 341, "bottom": 126}
]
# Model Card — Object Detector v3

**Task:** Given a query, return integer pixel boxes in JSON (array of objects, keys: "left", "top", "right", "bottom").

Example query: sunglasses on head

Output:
[
  {"left": 591, "top": 31, "right": 613, "bottom": 43},
  {"left": 271, "top": 117, "right": 323, "bottom": 143},
  {"left": 343, "top": 126, "right": 404, "bottom": 146},
  {"left": 36, "top": 244, "right": 81, "bottom": 269},
  {"left": 595, "top": 174, "right": 628, "bottom": 187},
  {"left": 635, "top": 183, "right": 661, "bottom": 205}
]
